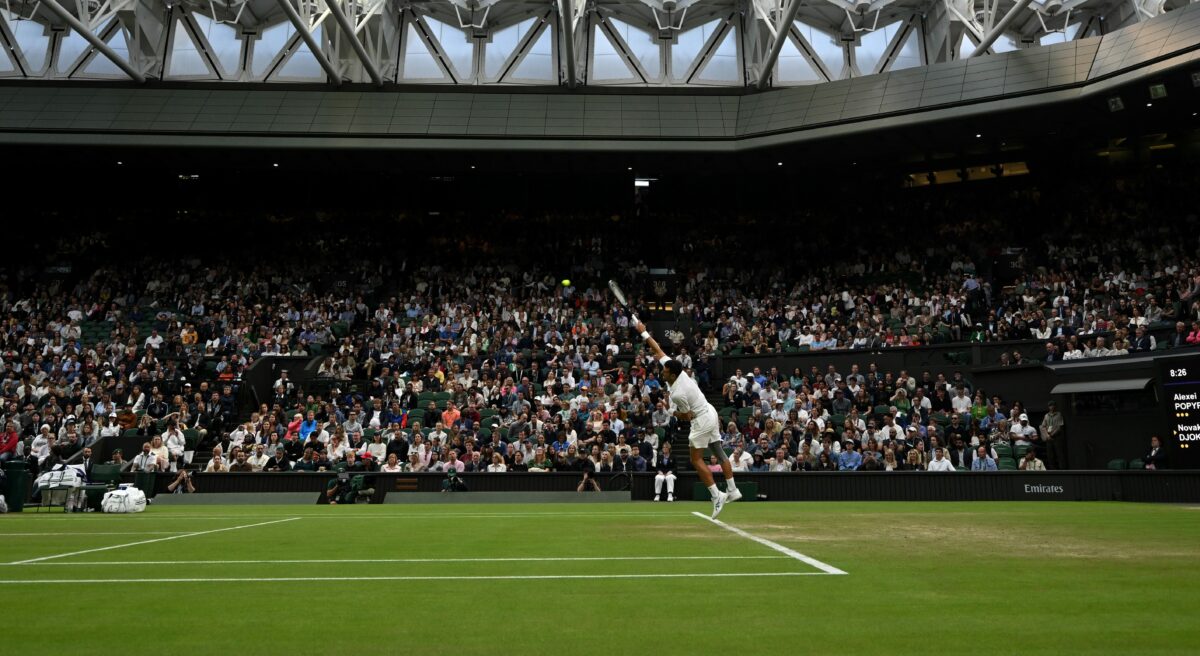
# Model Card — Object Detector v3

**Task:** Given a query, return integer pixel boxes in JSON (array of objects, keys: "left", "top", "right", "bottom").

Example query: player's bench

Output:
[{"left": 691, "top": 481, "right": 757, "bottom": 501}]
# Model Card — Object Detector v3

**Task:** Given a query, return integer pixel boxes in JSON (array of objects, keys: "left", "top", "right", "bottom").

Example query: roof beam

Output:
[
  {"left": 755, "top": 0, "right": 804, "bottom": 90},
  {"left": 558, "top": 0, "right": 578, "bottom": 88},
  {"left": 274, "top": 0, "right": 343, "bottom": 85},
  {"left": 969, "top": 0, "right": 1036, "bottom": 57},
  {"left": 40, "top": 0, "right": 146, "bottom": 82},
  {"left": 324, "top": 0, "right": 383, "bottom": 86}
]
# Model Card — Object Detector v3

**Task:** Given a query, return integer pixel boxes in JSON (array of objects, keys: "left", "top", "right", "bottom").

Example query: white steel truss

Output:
[{"left": 0, "top": 0, "right": 1193, "bottom": 85}]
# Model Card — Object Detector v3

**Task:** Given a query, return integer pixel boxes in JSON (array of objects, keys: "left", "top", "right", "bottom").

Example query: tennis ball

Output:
[{"left": 561, "top": 279, "right": 571, "bottom": 287}]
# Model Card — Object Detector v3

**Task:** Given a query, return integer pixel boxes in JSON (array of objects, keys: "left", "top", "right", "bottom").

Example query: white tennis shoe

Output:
[
  {"left": 725, "top": 488, "right": 742, "bottom": 503},
  {"left": 711, "top": 491, "right": 727, "bottom": 519}
]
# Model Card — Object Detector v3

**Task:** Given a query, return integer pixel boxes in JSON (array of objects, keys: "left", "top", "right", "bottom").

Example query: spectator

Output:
[
  {"left": 147, "top": 436, "right": 169, "bottom": 472},
  {"left": 769, "top": 448, "right": 792, "bottom": 472},
  {"left": 881, "top": 449, "right": 900, "bottom": 471},
  {"left": 1018, "top": 449, "right": 1046, "bottom": 471},
  {"left": 487, "top": 453, "right": 507, "bottom": 472},
  {"left": 927, "top": 447, "right": 955, "bottom": 472},
  {"left": 380, "top": 453, "right": 403, "bottom": 473},
  {"left": 813, "top": 452, "right": 836, "bottom": 471},
  {"left": 860, "top": 451, "right": 883, "bottom": 471},
  {"left": 265, "top": 446, "right": 292, "bottom": 472},
  {"left": 247, "top": 444, "right": 270, "bottom": 472},
  {"left": 131, "top": 442, "right": 159, "bottom": 472},
  {"left": 970, "top": 446, "right": 997, "bottom": 471},
  {"left": 0, "top": 421, "right": 18, "bottom": 462},
  {"left": 229, "top": 449, "right": 253, "bottom": 472},
  {"left": 837, "top": 443, "right": 862, "bottom": 471},
  {"left": 1011, "top": 414, "right": 1037, "bottom": 447}
]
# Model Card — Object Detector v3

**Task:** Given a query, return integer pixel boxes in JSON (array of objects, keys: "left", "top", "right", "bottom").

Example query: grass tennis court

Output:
[{"left": 2, "top": 501, "right": 1198, "bottom": 655}]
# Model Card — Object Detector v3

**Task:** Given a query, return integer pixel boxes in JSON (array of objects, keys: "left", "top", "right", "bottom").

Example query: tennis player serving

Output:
[{"left": 636, "top": 319, "right": 741, "bottom": 517}]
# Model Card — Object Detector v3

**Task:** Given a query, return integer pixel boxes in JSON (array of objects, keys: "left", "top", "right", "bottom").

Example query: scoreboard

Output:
[{"left": 1158, "top": 355, "right": 1200, "bottom": 469}]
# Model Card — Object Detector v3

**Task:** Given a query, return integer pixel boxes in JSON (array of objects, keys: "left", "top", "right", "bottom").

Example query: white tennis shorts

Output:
[{"left": 687, "top": 409, "right": 722, "bottom": 449}]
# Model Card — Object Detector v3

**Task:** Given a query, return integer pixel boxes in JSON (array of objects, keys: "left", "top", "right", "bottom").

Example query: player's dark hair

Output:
[{"left": 663, "top": 360, "right": 683, "bottom": 377}]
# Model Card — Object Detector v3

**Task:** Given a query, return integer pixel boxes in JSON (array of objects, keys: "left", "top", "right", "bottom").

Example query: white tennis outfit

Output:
[{"left": 661, "top": 356, "right": 721, "bottom": 449}]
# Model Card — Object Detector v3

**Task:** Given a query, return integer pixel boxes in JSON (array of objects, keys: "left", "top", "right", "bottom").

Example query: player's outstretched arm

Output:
[{"left": 636, "top": 321, "right": 666, "bottom": 360}]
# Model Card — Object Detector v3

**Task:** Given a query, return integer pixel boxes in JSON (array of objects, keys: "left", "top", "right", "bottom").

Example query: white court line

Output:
[
  {"left": 0, "top": 512, "right": 683, "bottom": 521},
  {"left": 1, "top": 532, "right": 192, "bottom": 537},
  {"left": 691, "top": 512, "right": 847, "bottom": 575},
  {"left": 3, "top": 555, "right": 787, "bottom": 567},
  {"left": 9, "top": 517, "right": 301, "bottom": 565},
  {"left": 0, "top": 572, "right": 831, "bottom": 585}
]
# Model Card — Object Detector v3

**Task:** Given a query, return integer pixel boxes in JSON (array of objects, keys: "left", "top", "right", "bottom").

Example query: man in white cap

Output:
[{"left": 1010, "top": 413, "right": 1037, "bottom": 447}]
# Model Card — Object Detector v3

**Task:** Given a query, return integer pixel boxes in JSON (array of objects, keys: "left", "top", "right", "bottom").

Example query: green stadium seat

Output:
[
  {"left": 1128, "top": 458, "right": 1144, "bottom": 470},
  {"left": 998, "top": 457, "right": 1018, "bottom": 470},
  {"left": 122, "top": 429, "right": 140, "bottom": 437},
  {"left": 994, "top": 444, "right": 1013, "bottom": 459},
  {"left": 1107, "top": 459, "right": 1128, "bottom": 470}
]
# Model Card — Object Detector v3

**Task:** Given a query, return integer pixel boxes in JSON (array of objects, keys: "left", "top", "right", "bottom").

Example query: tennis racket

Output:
[{"left": 608, "top": 280, "right": 639, "bottom": 325}]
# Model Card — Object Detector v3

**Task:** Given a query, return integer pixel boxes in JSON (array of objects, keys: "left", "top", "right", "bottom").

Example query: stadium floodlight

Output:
[
  {"left": 1149, "top": 84, "right": 1167, "bottom": 99},
  {"left": 1191, "top": 71, "right": 1200, "bottom": 87},
  {"left": 1107, "top": 97, "right": 1124, "bottom": 112}
]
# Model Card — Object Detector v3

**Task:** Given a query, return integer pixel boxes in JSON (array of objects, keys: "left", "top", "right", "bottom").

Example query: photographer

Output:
[
  {"left": 577, "top": 467, "right": 601, "bottom": 493},
  {"left": 441, "top": 467, "right": 468, "bottom": 493},
  {"left": 166, "top": 468, "right": 195, "bottom": 494}
]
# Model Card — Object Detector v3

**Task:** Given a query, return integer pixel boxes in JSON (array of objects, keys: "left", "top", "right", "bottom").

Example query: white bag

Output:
[
  {"left": 101, "top": 487, "right": 147, "bottom": 513},
  {"left": 0, "top": 494, "right": 7, "bottom": 514}
]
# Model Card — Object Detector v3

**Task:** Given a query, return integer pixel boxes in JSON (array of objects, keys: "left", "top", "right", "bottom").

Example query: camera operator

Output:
[{"left": 441, "top": 467, "right": 468, "bottom": 493}]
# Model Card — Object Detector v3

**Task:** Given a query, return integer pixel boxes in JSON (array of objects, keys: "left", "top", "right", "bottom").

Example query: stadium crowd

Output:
[{"left": 0, "top": 172, "right": 1196, "bottom": 482}]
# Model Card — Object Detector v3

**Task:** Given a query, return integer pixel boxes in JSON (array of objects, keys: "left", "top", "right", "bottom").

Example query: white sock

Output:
[
  {"left": 708, "top": 484, "right": 720, "bottom": 500},
  {"left": 725, "top": 479, "right": 738, "bottom": 493}
]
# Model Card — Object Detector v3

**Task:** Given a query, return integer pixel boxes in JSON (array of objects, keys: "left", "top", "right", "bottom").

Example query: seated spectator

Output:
[
  {"left": 380, "top": 452, "right": 403, "bottom": 473},
  {"left": 293, "top": 448, "right": 320, "bottom": 472},
  {"left": 487, "top": 453, "right": 507, "bottom": 472},
  {"left": 1018, "top": 449, "right": 1046, "bottom": 471},
  {"left": 148, "top": 436, "right": 169, "bottom": 472},
  {"left": 205, "top": 449, "right": 228, "bottom": 473},
  {"left": 247, "top": 444, "right": 270, "bottom": 472},
  {"left": 768, "top": 448, "right": 792, "bottom": 472},
  {"left": 265, "top": 446, "right": 292, "bottom": 472},
  {"left": 509, "top": 451, "right": 529, "bottom": 472},
  {"left": 813, "top": 452, "right": 836, "bottom": 471},
  {"left": 860, "top": 451, "right": 883, "bottom": 471},
  {"left": 927, "top": 447, "right": 955, "bottom": 472},
  {"left": 881, "top": 449, "right": 900, "bottom": 471},
  {"left": 163, "top": 422, "right": 187, "bottom": 472},
  {"left": 0, "top": 422, "right": 18, "bottom": 462},
  {"left": 970, "top": 446, "right": 997, "bottom": 471},
  {"left": 837, "top": 443, "right": 862, "bottom": 471},
  {"left": 229, "top": 449, "right": 253, "bottom": 472},
  {"left": 131, "top": 442, "right": 159, "bottom": 472}
]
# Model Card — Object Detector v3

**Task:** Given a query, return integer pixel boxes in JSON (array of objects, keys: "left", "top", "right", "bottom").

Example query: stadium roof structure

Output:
[{"left": 0, "top": 0, "right": 1193, "bottom": 87}]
